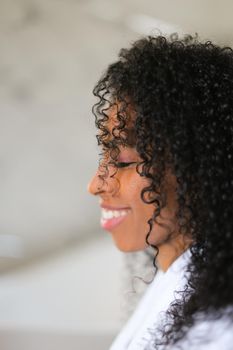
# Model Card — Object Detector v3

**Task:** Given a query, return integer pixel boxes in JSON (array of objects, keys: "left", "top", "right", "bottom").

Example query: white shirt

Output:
[
  {"left": 109, "top": 249, "right": 190, "bottom": 350},
  {"left": 109, "top": 249, "right": 233, "bottom": 350}
]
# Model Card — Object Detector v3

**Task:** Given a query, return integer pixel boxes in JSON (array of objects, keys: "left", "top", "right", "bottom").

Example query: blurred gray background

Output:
[{"left": 0, "top": 0, "right": 233, "bottom": 349}]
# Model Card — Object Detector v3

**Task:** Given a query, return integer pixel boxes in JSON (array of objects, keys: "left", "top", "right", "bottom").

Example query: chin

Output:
[{"left": 113, "top": 240, "right": 146, "bottom": 253}]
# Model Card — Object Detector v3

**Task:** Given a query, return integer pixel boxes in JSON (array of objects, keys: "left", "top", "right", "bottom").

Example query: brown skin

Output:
[{"left": 88, "top": 107, "right": 191, "bottom": 271}]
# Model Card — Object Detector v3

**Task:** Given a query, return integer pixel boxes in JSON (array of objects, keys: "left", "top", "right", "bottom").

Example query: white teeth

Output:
[{"left": 101, "top": 209, "right": 129, "bottom": 220}]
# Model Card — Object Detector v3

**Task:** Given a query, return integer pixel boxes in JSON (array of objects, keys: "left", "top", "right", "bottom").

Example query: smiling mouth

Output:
[{"left": 100, "top": 208, "right": 131, "bottom": 230}]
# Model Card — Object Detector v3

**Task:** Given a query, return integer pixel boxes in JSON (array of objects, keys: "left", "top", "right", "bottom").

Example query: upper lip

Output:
[{"left": 100, "top": 204, "right": 130, "bottom": 210}]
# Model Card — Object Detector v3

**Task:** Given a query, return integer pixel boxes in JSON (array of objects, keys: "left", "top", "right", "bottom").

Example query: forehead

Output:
[
  {"left": 107, "top": 101, "right": 135, "bottom": 124},
  {"left": 105, "top": 102, "right": 137, "bottom": 146}
]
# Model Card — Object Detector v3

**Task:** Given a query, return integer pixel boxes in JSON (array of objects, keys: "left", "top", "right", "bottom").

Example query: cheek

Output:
[
  {"left": 127, "top": 177, "right": 156, "bottom": 218},
  {"left": 121, "top": 173, "right": 154, "bottom": 220},
  {"left": 129, "top": 186, "right": 155, "bottom": 232},
  {"left": 122, "top": 172, "right": 149, "bottom": 200},
  {"left": 129, "top": 187, "right": 177, "bottom": 245}
]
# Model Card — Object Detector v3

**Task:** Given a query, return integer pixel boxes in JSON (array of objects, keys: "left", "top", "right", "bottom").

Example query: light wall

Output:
[{"left": 1, "top": 1, "right": 233, "bottom": 349}]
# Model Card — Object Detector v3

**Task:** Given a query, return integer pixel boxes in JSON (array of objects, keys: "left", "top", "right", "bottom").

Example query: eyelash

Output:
[{"left": 115, "top": 162, "right": 137, "bottom": 168}]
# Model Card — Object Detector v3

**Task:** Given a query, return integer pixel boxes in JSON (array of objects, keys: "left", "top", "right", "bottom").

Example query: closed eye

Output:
[{"left": 115, "top": 162, "right": 137, "bottom": 168}]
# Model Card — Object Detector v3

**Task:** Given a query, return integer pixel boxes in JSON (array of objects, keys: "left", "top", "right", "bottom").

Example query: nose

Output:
[
  {"left": 87, "top": 166, "right": 119, "bottom": 196},
  {"left": 87, "top": 170, "right": 101, "bottom": 195}
]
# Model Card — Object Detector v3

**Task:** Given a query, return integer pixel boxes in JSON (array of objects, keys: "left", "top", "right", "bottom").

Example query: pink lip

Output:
[
  {"left": 100, "top": 204, "right": 131, "bottom": 230},
  {"left": 101, "top": 215, "right": 129, "bottom": 230}
]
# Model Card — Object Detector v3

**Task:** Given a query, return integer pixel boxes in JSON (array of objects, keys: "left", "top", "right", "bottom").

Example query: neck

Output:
[{"left": 157, "top": 234, "right": 192, "bottom": 272}]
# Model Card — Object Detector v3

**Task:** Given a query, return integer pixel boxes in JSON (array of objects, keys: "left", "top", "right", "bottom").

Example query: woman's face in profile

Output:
[{"left": 88, "top": 106, "right": 185, "bottom": 268}]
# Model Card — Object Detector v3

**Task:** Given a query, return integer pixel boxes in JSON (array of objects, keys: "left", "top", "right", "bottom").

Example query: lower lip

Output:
[{"left": 100, "top": 212, "right": 130, "bottom": 230}]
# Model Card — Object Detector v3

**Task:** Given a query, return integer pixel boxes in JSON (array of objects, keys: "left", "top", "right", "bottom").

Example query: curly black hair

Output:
[{"left": 92, "top": 34, "right": 233, "bottom": 348}]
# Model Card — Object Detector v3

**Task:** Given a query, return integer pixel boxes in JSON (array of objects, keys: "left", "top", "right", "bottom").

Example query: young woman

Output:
[{"left": 88, "top": 34, "right": 233, "bottom": 349}]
